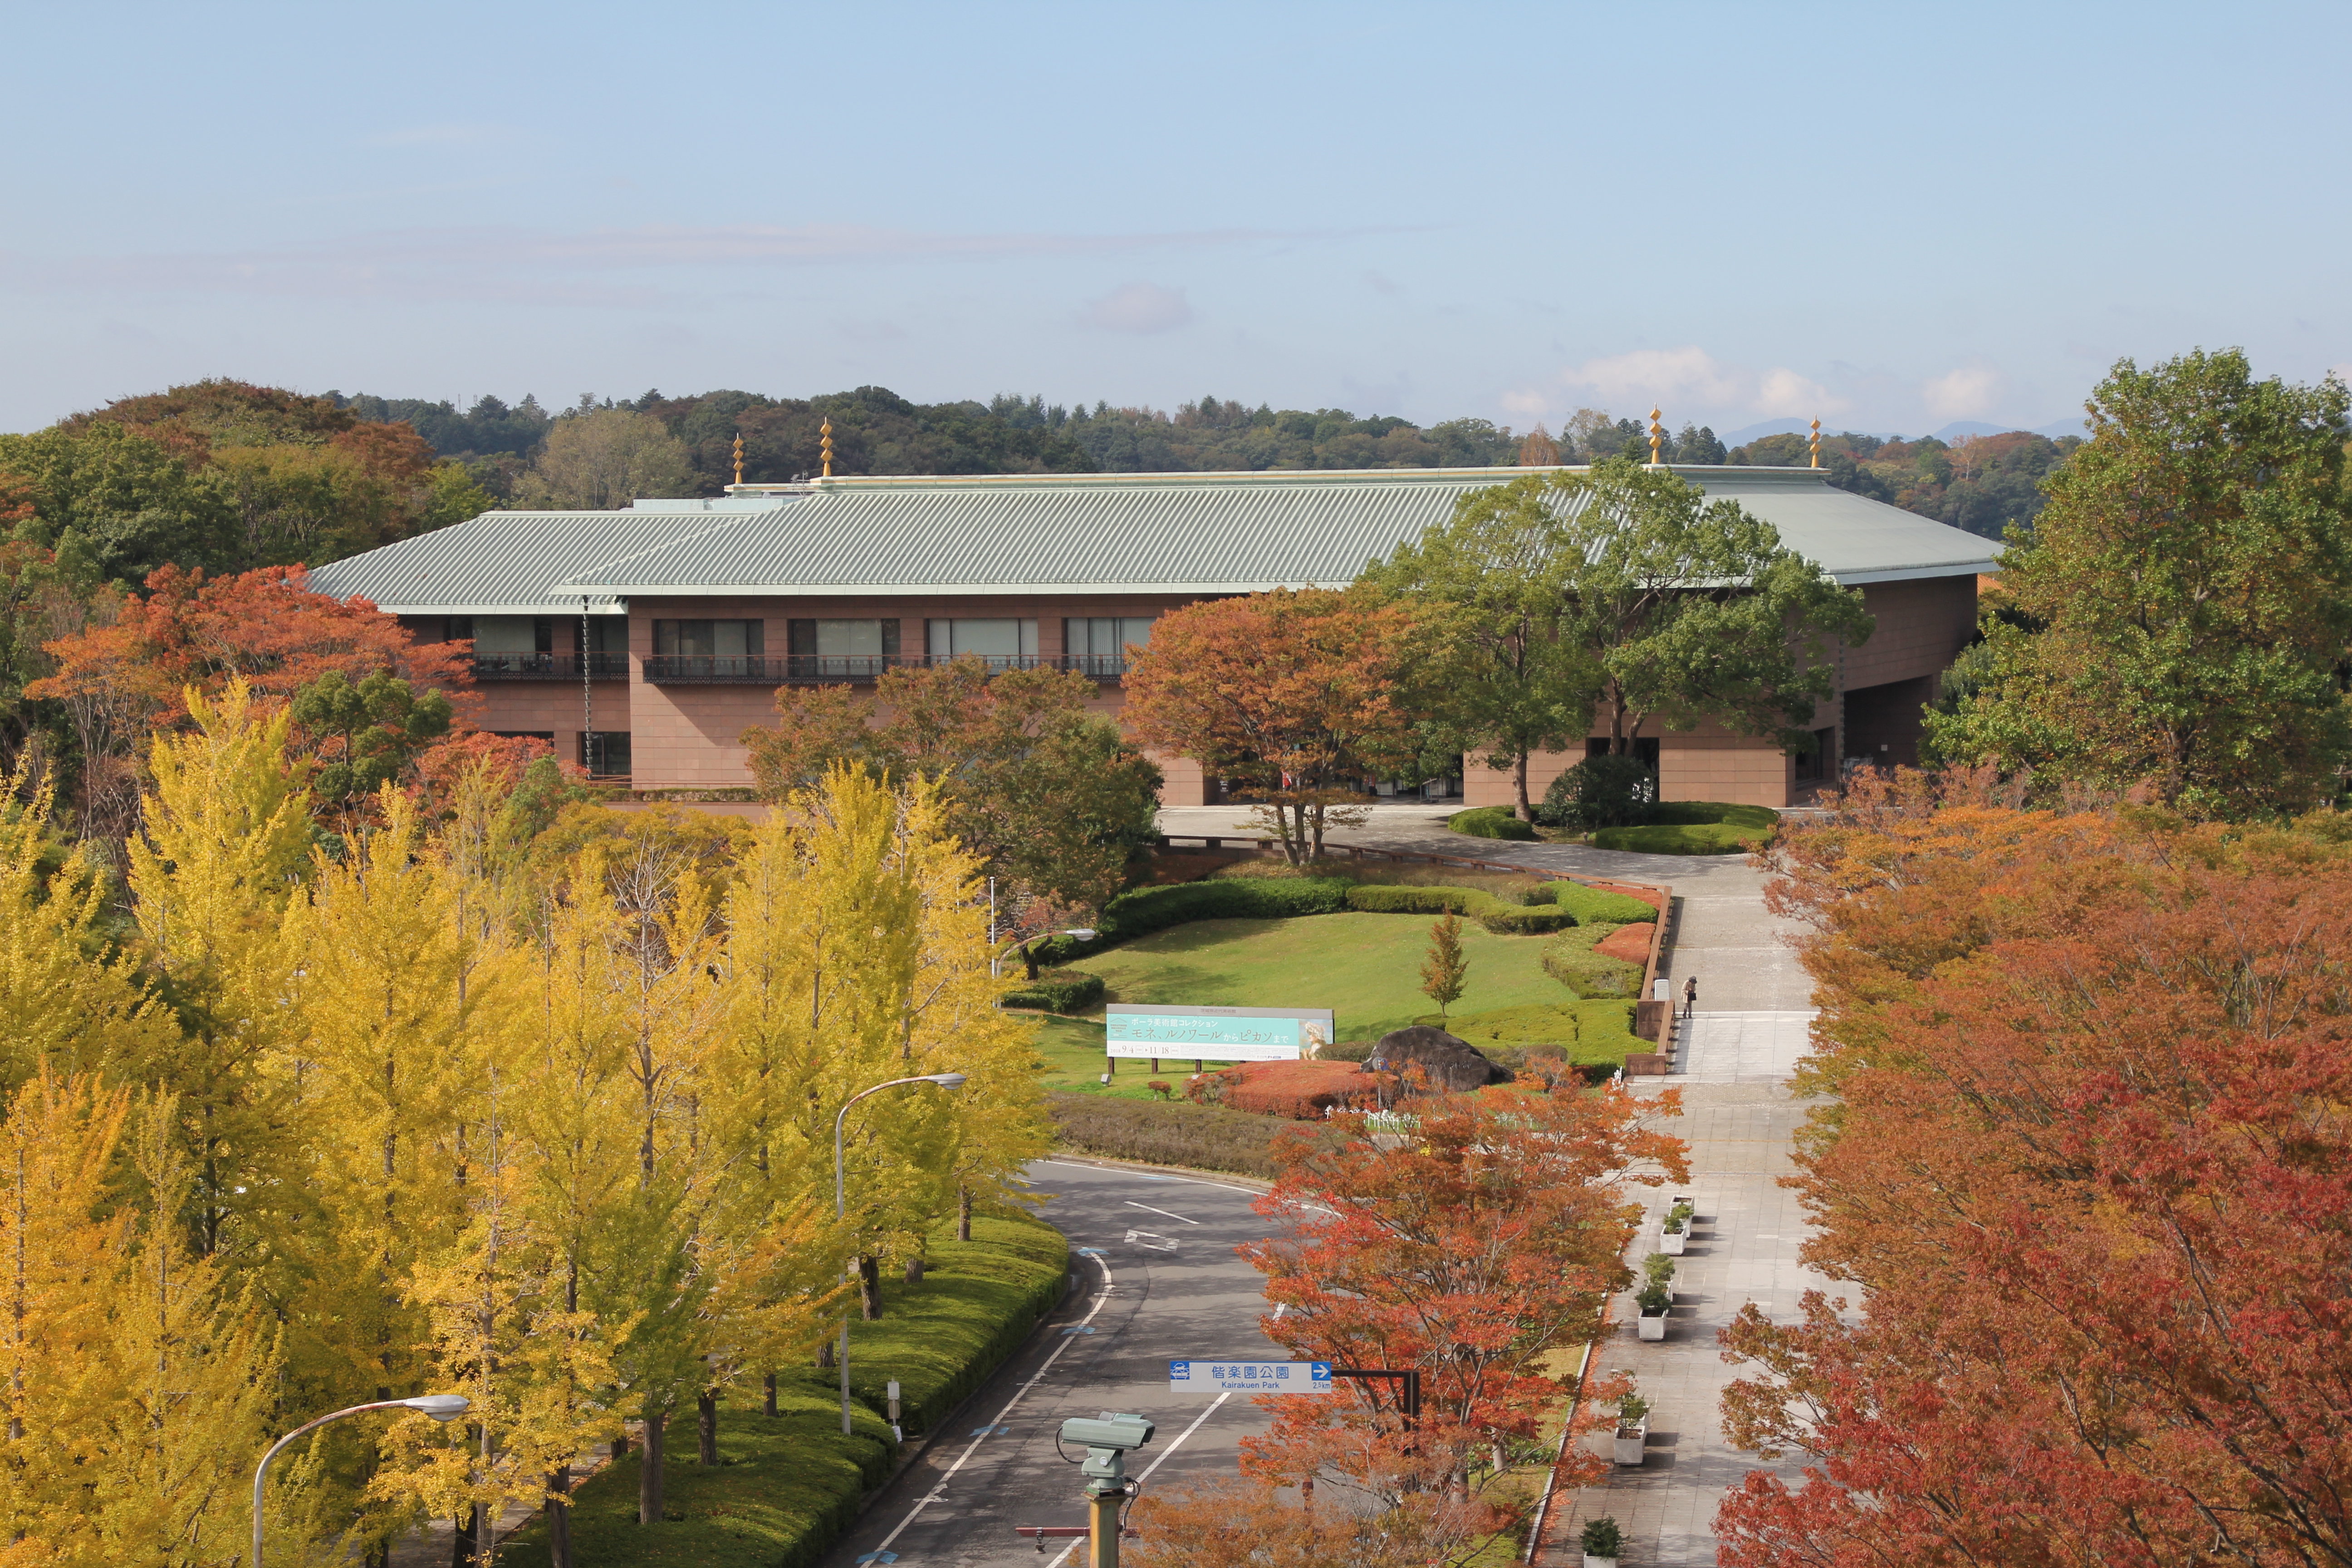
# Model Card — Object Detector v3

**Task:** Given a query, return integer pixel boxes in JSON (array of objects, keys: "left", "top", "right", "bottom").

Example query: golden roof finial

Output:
[
  {"left": 731, "top": 434, "right": 744, "bottom": 487},
  {"left": 819, "top": 416, "right": 834, "bottom": 479},
  {"left": 1648, "top": 407, "right": 1665, "bottom": 466},
  {"left": 1809, "top": 417, "right": 1822, "bottom": 469}
]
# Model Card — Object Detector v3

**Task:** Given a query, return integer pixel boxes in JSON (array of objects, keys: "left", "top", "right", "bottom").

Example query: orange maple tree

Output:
[
  {"left": 1121, "top": 587, "right": 1423, "bottom": 862},
  {"left": 1716, "top": 769, "right": 2352, "bottom": 1567},
  {"left": 1205, "top": 1082, "right": 1684, "bottom": 1553},
  {"left": 29, "top": 564, "right": 473, "bottom": 730}
]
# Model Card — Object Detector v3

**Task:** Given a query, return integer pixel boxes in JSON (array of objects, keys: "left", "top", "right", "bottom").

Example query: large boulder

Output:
[{"left": 1366, "top": 1025, "right": 1514, "bottom": 1094}]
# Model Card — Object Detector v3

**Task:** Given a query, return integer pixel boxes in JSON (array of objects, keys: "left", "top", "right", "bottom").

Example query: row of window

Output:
[
  {"left": 491, "top": 730, "right": 632, "bottom": 778},
  {"left": 652, "top": 617, "right": 1157, "bottom": 660},
  {"left": 436, "top": 616, "right": 1156, "bottom": 661}
]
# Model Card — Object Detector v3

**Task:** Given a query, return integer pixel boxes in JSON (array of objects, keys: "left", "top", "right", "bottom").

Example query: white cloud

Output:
[
  {"left": 1081, "top": 281, "right": 1193, "bottom": 334},
  {"left": 1503, "top": 345, "right": 1846, "bottom": 427},
  {"left": 1922, "top": 363, "right": 2006, "bottom": 421}
]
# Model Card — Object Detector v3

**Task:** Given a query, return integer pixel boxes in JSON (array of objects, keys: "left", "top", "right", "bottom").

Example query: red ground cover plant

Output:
[
  {"left": 1212, "top": 1059, "right": 1377, "bottom": 1119},
  {"left": 1715, "top": 767, "right": 2352, "bottom": 1568},
  {"left": 1593, "top": 923, "right": 1652, "bottom": 963}
]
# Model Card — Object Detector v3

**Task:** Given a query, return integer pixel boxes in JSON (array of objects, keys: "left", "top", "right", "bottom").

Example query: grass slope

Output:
[
  {"left": 1592, "top": 802, "right": 1779, "bottom": 855},
  {"left": 1069, "top": 912, "right": 1566, "bottom": 1045},
  {"left": 496, "top": 1212, "right": 1066, "bottom": 1568}
]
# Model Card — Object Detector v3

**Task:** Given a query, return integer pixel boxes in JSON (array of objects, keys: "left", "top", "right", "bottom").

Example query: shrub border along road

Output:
[{"left": 492, "top": 1211, "right": 1069, "bottom": 1568}]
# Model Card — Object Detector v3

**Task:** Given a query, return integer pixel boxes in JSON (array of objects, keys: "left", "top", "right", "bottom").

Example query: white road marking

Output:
[
  {"left": 1123, "top": 1200, "right": 1200, "bottom": 1226},
  {"left": 1132, "top": 1391, "right": 1232, "bottom": 1485},
  {"left": 1033, "top": 1159, "right": 1266, "bottom": 1197},
  {"left": 863, "top": 1251, "right": 1118, "bottom": 1559},
  {"left": 1124, "top": 1229, "right": 1179, "bottom": 1252}
]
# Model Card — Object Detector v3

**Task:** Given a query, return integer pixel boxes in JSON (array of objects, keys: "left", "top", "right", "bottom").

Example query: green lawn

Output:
[
  {"left": 495, "top": 1212, "right": 1067, "bottom": 1568},
  {"left": 1592, "top": 802, "right": 1779, "bottom": 855},
  {"left": 1068, "top": 912, "right": 1568, "bottom": 1045}
]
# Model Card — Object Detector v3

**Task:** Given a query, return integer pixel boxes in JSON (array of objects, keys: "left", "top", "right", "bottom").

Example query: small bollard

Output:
[{"left": 887, "top": 1379, "right": 902, "bottom": 1443}]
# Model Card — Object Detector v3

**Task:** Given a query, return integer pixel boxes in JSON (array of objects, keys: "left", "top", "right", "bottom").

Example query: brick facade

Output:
[{"left": 447, "top": 576, "right": 1977, "bottom": 808}]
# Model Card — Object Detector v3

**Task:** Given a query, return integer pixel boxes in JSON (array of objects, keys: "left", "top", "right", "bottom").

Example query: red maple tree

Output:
[
  {"left": 1717, "top": 770, "right": 2352, "bottom": 1567},
  {"left": 1121, "top": 587, "right": 1424, "bottom": 862},
  {"left": 29, "top": 564, "right": 473, "bottom": 730},
  {"left": 1236, "top": 1082, "right": 1686, "bottom": 1536}
]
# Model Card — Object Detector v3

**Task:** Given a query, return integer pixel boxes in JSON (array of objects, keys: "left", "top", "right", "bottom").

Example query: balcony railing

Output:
[
  {"left": 471, "top": 652, "right": 628, "bottom": 680},
  {"left": 642, "top": 653, "right": 1135, "bottom": 685}
]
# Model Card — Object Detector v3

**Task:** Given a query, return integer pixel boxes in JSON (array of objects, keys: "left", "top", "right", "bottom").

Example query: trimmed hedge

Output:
[
  {"left": 1049, "top": 1091, "right": 1301, "bottom": 1177},
  {"left": 1002, "top": 969, "right": 1105, "bottom": 1013},
  {"left": 1029, "top": 878, "right": 1352, "bottom": 965},
  {"left": 1343, "top": 883, "right": 1576, "bottom": 935},
  {"left": 1446, "top": 806, "right": 1538, "bottom": 841},
  {"left": 1545, "top": 882, "right": 1661, "bottom": 926},
  {"left": 1541, "top": 924, "right": 1644, "bottom": 998},
  {"left": 1590, "top": 801, "right": 1779, "bottom": 855}
]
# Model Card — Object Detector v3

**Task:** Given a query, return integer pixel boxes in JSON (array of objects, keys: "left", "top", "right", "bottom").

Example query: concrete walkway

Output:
[
  {"left": 1547, "top": 855, "right": 1831, "bottom": 1566},
  {"left": 1162, "top": 801, "right": 1834, "bottom": 1565}
]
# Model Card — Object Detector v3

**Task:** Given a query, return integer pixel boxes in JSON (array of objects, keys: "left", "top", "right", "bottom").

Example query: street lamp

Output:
[
  {"left": 254, "top": 1394, "right": 470, "bottom": 1568},
  {"left": 834, "top": 1072, "right": 967, "bottom": 1436}
]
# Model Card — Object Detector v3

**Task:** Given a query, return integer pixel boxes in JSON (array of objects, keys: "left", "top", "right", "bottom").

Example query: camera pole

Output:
[{"left": 1086, "top": 1472, "right": 1129, "bottom": 1568}]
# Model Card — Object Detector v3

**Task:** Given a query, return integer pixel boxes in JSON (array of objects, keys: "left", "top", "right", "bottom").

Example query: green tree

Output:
[
  {"left": 1547, "top": 458, "right": 1872, "bottom": 757},
  {"left": 1924, "top": 349, "right": 2352, "bottom": 816},
  {"left": 514, "top": 407, "right": 696, "bottom": 510},
  {"left": 1362, "top": 478, "right": 1601, "bottom": 818},
  {"left": 0, "top": 423, "right": 233, "bottom": 581},
  {"left": 743, "top": 660, "right": 1162, "bottom": 917},
  {"left": 289, "top": 669, "right": 455, "bottom": 811}
]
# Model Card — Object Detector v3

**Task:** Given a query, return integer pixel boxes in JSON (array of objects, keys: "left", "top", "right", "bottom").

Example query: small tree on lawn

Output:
[
  {"left": 1122, "top": 588, "right": 1421, "bottom": 863},
  {"left": 1420, "top": 908, "right": 1468, "bottom": 1019}
]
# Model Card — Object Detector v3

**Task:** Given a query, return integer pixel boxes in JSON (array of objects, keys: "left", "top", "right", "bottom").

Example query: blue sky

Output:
[{"left": 3, "top": 1, "right": 2344, "bottom": 439}]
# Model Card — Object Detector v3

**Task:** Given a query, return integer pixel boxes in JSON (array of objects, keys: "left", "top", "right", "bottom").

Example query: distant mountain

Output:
[
  {"left": 1718, "top": 417, "right": 1908, "bottom": 445},
  {"left": 1726, "top": 416, "right": 2089, "bottom": 445}
]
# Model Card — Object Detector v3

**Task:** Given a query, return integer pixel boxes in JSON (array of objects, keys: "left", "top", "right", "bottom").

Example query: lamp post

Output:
[
  {"left": 834, "top": 1072, "right": 967, "bottom": 1436},
  {"left": 253, "top": 1394, "right": 470, "bottom": 1568}
]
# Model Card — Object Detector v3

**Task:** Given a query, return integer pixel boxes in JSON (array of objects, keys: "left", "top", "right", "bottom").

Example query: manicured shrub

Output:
[
  {"left": 1047, "top": 1092, "right": 1306, "bottom": 1178},
  {"left": 1590, "top": 821, "right": 1767, "bottom": 855},
  {"left": 1589, "top": 801, "right": 1779, "bottom": 855},
  {"left": 1343, "top": 883, "right": 1574, "bottom": 934},
  {"left": 1544, "top": 882, "right": 1661, "bottom": 926},
  {"left": 1595, "top": 923, "right": 1653, "bottom": 964},
  {"left": 1576, "top": 997, "right": 1642, "bottom": 1058},
  {"left": 1217, "top": 1059, "right": 1376, "bottom": 1119},
  {"left": 1477, "top": 903, "right": 1577, "bottom": 935},
  {"left": 1446, "top": 805, "right": 1537, "bottom": 841},
  {"left": 1647, "top": 801, "right": 1779, "bottom": 828},
  {"left": 1539, "top": 755, "right": 1659, "bottom": 829},
  {"left": 1541, "top": 925, "right": 1644, "bottom": 998},
  {"left": 1000, "top": 969, "right": 1105, "bottom": 1013},
  {"left": 1029, "top": 877, "right": 1353, "bottom": 964}
]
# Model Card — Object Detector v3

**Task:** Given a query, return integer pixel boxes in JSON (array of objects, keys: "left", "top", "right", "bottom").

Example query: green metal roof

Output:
[{"left": 308, "top": 466, "right": 1997, "bottom": 614}]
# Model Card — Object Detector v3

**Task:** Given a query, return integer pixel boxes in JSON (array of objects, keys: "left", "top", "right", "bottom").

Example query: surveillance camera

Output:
[
  {"left": 1059, "top": 1415, "right": 1154, "bottom": 1452},
  {"left": 1060, "top": 1414, "right": 1156, "bottom": 1484}
]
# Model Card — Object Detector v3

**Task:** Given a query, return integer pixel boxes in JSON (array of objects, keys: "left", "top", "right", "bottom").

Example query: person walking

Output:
[{"left": 1682, "top": 975, "right": 1698, "bottom": 1019}]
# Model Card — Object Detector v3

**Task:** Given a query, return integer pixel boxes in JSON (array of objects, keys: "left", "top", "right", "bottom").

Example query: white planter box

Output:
[
  {"left": 1637, "top": 1309, "right": 1667, "bottom": 1341},
  {"left": 1661, "top": 1230, "right": 1687, "bottom": 1255},
  {"left": 1613, "top": 1420, "right": 1647, "bottom": 1466},
  {"left": 1584, "top": 1555, "right": 1619, "bottom": 1568}
]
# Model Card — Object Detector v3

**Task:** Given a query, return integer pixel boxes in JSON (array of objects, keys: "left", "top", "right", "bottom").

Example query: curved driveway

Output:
[{"left": 819, "top": 1158, "right": 1289, "bottom": 1568}]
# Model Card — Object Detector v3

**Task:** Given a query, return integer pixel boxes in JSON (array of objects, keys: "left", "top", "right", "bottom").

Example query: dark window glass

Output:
[{"left": 579, "top": 731, "right": 632, "bottom": 777}]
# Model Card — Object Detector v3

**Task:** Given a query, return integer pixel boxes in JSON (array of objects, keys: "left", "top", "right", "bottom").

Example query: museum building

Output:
[{"left": 304, "top": 463, "right": 1996, "bottom": 808}]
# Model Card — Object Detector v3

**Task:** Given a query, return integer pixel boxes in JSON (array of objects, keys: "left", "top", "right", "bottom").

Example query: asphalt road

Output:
[{"left": 818, "top": 1157, "right": 1290, "bottom": 1567}]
